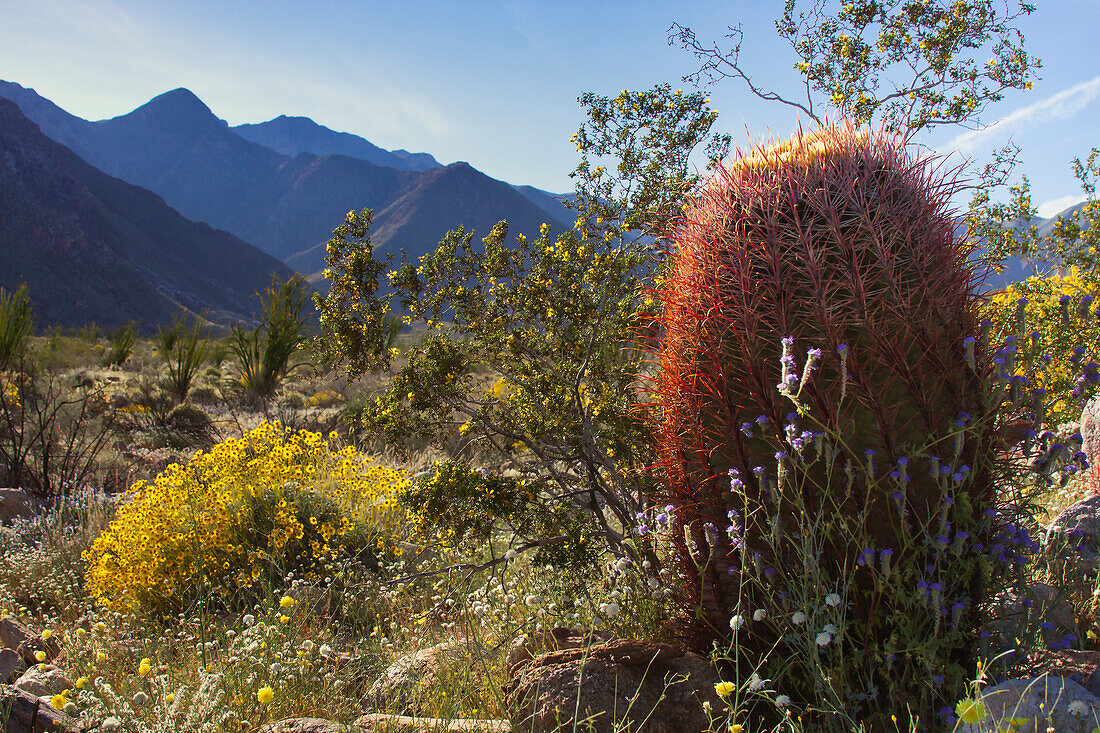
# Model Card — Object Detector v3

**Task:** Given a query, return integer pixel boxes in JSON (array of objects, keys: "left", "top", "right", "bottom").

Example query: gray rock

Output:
[
  {"left": 986, "top": 583, "right": 1077, "bottom": 646},
  {"left": 1015, "top": 649, "right": 1100, "bottom": 699},
  {"left": 506, "top": 628, "right": 613, "bottom": 673},
  {"left": 0, "top": 488, "right": 35, "bottom": 524},
  {"left": 257, "top": 719, "right": 350, "bottom": 733},
  {"left": 503, "top": 638, "right": 721, "bottom": 733},
  {"left": 0, "top": 647, "right": 26, "bottom": 684},
  {"left": 1045, "top": 495, "right": 1100, "bottom": 577},
  {"left": 957, "top": 676, "right": 1100, "bottom": 732},
  {"left": 13, "top": 664, "right": 73, "bottom": 698},
  {"left": 363, "top": 642, "right": 469, "bottom": 714},
  {"left": 355, "top": 714, "right": 511, "bottom": 731}
]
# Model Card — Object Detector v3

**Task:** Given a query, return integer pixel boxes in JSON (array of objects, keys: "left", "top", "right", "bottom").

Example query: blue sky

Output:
[{"left": 1, "top": 0, "right": 1097, "bottom": 217}]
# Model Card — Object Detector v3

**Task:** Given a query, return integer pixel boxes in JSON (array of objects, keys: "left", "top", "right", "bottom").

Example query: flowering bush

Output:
[
  {"left": 984, "top": 267, "right": 1100, "bottom": 429},
  {"left": 85, "top": 420, "right": 409, "bottom": 613}
]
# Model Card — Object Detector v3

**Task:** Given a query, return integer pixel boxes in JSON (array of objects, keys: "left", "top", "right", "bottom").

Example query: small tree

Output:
[
  {"left": 670, "top": 0, "right": 1040, "bottom": 140},
  {"left": 315, "top": 86, "right": 728, "bottom": 565}
]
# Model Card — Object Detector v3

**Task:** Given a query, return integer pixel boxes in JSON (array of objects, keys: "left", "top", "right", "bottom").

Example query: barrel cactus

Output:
[{"left": 654, "top": 124, "right": 1004, "bottom": 726}]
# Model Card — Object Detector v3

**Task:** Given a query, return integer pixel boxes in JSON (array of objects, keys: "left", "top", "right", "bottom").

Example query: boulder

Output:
[
  {"left": 0, "top": 616, "right": 61, "bottom": 665},
  {"left": 1016, "top": 649, "right": 1100, "bottom": 698},
  {"left": 363, "top": 642, "right": 470, "bottom": 713},
  {"left": 985, "top": 583, "right": 1077, "bottom": 647},
  {"left": 0, "top": 646, "right": 26, "bottom": 684},
  {"left": 257, "top": 719, "right": 351, "bottom": 733},
  {"left": 957, "top": 676, "right": 1100, "bottom": 732},
  {"left": 503, "top": 638, "right": 721, "bottom": 733},
  {"left": 1045, "top": 495, "right": 1100, "bottom": 578},
  {"left": 0, "top": 488, "right": 35, "bottom": 524},
  {"left": 13, "top": 664, "right": 73, "bottom": 698},
  {"left": 355, "top": 714, "right": 511, "bottom": 731},
  {"left": 506, "top": 628, "right": 613, "bottom": 672},
  {"left": 0, "top": 684, "right": 80, "bottom": 733},
  {"left": 0, "top": 615, "right": 35, "bottom": 650}
]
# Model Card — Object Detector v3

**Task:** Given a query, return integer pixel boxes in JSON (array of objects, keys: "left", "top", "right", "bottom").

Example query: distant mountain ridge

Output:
[
  {"left": 0, "top": 81, "right": 575, "bottom": 281},
  {"left": 0, "top": 98, "right": 295, "bottom": 330},
  {"left": 232, "top": 115, "right": 441, "bottom": 172}
]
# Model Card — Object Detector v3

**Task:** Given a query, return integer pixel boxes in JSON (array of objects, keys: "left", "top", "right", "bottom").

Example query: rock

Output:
[
  {"left": 363, "top": 642, "right": 469, "bottom": 713},
  {"left": 1045, "top": 495, "right": 1100, "bottom": 577},
  {"left": 957, "top": 676, "right": 1100, "bottom": 732},
  {"left": 0, "top": 616, "right": 59, "bottom": 665},
  {"left": 1016, "top": 649, "right": 1100, "bottom": 698},
  {"left": 288, "top": 584, "right": 333, "bottom": 617},
  {"left": 986, "top": 583, "right": 1077, "bottom": 647},
  {"left": 506, "top": 628, "right": 613, "bottom": 673},
  {"left": 0, "top": 488, "right": 35, "bottom": 524},
  {"left": 355, "top": 714, "right": 511, "bottom": 732},
  {"left": 256, "top": 719, "right": 351, "bottom": 733},
  {"left": 13, "top": 664, "right": 73, "bottom": 698},
  {"left": 503, "top": 638, "right": 721, "bottom": 733},
  {"left": 0, "top": 646, "right": 26, "bottom": 684},
  {"left": 0, "top": 684, "right": 80, "bottom": 732}
]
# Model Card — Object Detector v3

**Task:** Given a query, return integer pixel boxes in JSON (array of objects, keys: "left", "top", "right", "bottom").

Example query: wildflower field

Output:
[{"left": 3, "top": 119, "right": 1100, "bottom": 733}]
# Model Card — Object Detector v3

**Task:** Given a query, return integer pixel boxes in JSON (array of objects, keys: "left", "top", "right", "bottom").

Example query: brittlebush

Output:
[
  {"left": 984, "top": 267, "right": 1100, "bottom": 429},
  {"left": 85, "top": 420, "right": 409, "bottom": 613}
]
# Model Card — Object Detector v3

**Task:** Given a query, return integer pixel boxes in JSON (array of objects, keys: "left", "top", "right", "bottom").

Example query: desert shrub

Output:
[
  {"left": 157, "top": 316, "right": 208, "bottom": 404},
  {"left": 85, "top": 420, "right": 410, "bottom": 614},
  {"left": 0, "top": 358, "right": 118, "bottom": 499},
  {"left": 161, "top": 403, "right": 216, "bottom": 450},
  {"left": 188, "top": 383, "right": 222, "bottom": 404},
  {"left": 103, "top": 323, "right": 136, "bottom": 367},
  {"left": 306, "top": 389, "right": 341, "bottom": 408},
  {"left": 653, "top": 125, "right": 1061, "bottom": 729},
  {"left": 231, "top": 275, "right": 309, "bottom": 405},
  {"left": 984, "top": 267, "right": 1100, "bottom": 430},
  {"left": 403, "top": 458, "right": 598, "bottom": 568},
  {"left": 0, "top": 284, "right": 32, "bottom": 370}
]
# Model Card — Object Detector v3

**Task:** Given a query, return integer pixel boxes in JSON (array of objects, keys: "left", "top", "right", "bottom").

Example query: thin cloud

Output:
[
  {"left": 948, "top": 75, "right": 1100, "bottom": 153},
  {"left": 1037, "top": 194, "right": 1083, "bottom": 219}
]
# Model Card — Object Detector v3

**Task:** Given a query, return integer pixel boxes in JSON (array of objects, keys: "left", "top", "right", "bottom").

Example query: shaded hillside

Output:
[
  {"left": 233, "top": 115, "right": 440, "bottom": 172},
  {"left": 0, "top": 99, "right": 295, "bottom": 330},
  {"left": 0, "top": 82, "right": 573, "bottom": 277}
]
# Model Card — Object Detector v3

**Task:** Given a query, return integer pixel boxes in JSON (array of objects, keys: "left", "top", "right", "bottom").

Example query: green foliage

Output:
[
  {"left": 671, "top": 0, "right": 1040, "bottom": 139},
  {"left": 157, "top": 316, "right": 208, "bottom": 404},
  {"left": 231, "top": 275, "right": 310, "bottom": 404},
  {"left": 984, "top": 270, "right": 1100, "bottom": 431},
  {"left": 402, "top": 458, "right": 597, "bottom": 568},
  {"left": 570, "top": 84, "right": 729, "bottom": 239},
  {"left": 972, "top": 148, "right": 1100, "bottom": 277},
  {"left": 968, "top": 149, "right": 1100, "bottom": 432},
  {"left": 318, "top": 86, "right": 726, "bottom": 564},
  {"left": 655, "top": 125, "right": 1010, "bottom": 727},
  {"left": 0, "top": 284, "right": 32, "bottom": 370},
  {"left": 103, "top": 323, "right": 136, "bottom": 367},
  {"left": 314, "top": 210, "right": 400, "bottom": 377}
]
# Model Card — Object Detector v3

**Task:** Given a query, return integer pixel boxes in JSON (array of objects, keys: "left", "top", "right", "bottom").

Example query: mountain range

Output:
[
  {"left": 0, "top": 81, "right": 574, "bottom": 282},
  {"left": 0, "top": 98, "right": 295, "bottom": 330},
  {"left": 0, "top": 79, "right": 1083, "bottom": 329}
]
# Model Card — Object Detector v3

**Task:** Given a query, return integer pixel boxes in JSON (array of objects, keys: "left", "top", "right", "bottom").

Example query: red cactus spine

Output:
[{"left": 654, "top": 124, "right": 999, "bottom": 726}]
